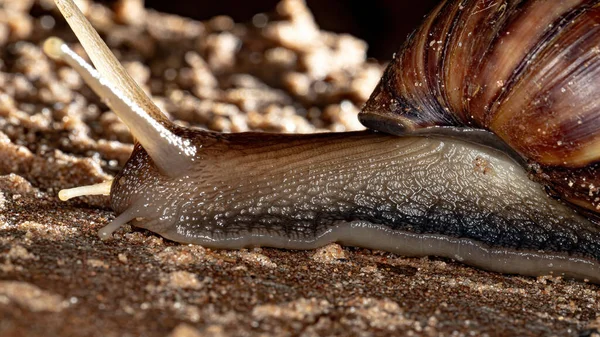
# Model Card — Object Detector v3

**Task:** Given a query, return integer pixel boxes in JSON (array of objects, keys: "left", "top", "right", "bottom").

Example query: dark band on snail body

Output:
[{"left": 111, "top": 129, "right": 600, "bottom": 282}]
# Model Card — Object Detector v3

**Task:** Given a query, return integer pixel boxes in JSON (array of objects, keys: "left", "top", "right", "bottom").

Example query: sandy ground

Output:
[{"left": 0, "top": 0, "right": 599, "bottom": 336}]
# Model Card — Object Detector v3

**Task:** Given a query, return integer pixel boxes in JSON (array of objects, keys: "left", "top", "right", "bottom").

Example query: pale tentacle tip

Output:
[
  {"left": 58, "top": 180, "right": 112, "bottom": 201},
  {"left": 98, "top": 219, "right": 123, "bottom": 240},
  {"left": 43, "top": 37, "right": 66, "bottom": 60},
  {"left": 97, "top": 225, "right": 116, "bottom": 241},
  {"left": 98, "top": 212, "right": 134, "bottom": 241},
  {"left": 57, "top": 189, "right": 71, "bottom": 201}
]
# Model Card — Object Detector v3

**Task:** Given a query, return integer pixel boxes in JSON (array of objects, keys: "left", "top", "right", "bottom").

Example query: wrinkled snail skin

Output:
[
  {"left": 109, "top": 128, "right": 600, "bottom": 283},
  {"left": 361, "top": 0, "right": 600, "bottom": 214},
  {"left": 46, "top": 0, "right": 600, "bottom": 283}
]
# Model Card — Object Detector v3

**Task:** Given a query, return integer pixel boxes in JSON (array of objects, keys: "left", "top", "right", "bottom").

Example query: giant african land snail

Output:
[{"left": 45, "top": 0, "right": 600, "bottom": 283}]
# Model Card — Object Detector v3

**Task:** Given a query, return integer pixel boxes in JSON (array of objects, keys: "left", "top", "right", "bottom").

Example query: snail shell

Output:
[
  {"left": 45, "top": 0, "right": 600, "bottom": 283},
  {"left": 361, "top": 0, "right": 600, "bottom": 215}
]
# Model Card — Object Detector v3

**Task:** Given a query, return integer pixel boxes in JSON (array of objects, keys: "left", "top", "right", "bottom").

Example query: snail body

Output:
[
  {"left": 47, "top": 0, "right": 600, "bottom": 282},
  {"left": 109, "top": 129, "right": 600, "bottom": 281}
]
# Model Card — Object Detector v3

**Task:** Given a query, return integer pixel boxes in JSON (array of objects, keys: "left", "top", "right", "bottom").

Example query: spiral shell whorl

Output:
[{"left": 360, "top": 0, "right": 600, "bottom": 214}]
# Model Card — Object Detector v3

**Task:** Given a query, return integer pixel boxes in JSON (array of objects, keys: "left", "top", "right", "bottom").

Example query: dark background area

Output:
[{"left": 141, "top": 0, "right": 442, "bottom": 60}]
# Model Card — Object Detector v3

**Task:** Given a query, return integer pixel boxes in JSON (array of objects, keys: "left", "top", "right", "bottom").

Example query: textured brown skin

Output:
[
  {"left": 104, "top": 124, "right": 600, "bottom": 284},
  {"left": 360, "top": 0, "right": 600, "bottom": 214}
]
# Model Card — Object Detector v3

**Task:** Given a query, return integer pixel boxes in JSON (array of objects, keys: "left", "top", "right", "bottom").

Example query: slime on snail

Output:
[{"left": 46, "top": 0, "right": 600, "bottom": 283}]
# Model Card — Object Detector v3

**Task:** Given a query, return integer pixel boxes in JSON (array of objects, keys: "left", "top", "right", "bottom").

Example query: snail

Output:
[{"left": 44, "top": 0, "right": 600, "bottom": 283}]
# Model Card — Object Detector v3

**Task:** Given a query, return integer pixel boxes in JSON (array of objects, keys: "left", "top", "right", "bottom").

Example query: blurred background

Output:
[{"left": 141, "top": 0, "right": 443, "bottom": 60}]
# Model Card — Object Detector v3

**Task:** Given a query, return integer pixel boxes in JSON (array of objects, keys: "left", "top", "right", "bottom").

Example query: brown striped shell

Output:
[{"left": 360, "top": 0, "right": 600, "bottom": 215}]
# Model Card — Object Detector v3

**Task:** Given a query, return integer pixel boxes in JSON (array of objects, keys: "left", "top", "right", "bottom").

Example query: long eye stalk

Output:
[{"left": 45, "top": 0, "right": 196, "bottom": 177}]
